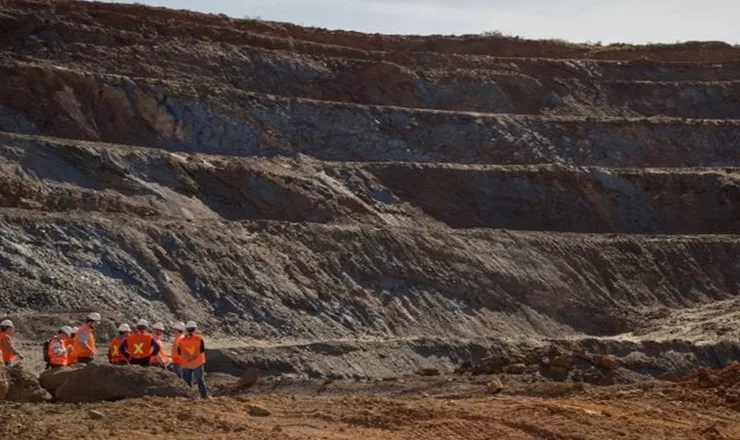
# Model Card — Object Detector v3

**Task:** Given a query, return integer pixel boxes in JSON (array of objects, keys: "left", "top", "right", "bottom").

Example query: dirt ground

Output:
[{"left": 2, "top": 379, "right": 739, "bottom": 440}]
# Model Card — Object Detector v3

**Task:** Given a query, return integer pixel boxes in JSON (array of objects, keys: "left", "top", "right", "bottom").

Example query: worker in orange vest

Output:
[
  {"left": 108, "top": 324, "right": 131, "bottom": 365},
  {"left": 149, "top": 322, "right": 169, "bottom": 368},
  {"left": 178, "top": 321, "right": 208, "bottom": 398},
  {"left": 0, "top": 320, "right": 23, "bottom": 367},
  {"left": 46, "top": 326, "right": 74, "bottom": 369},
  {"left": 66, "top": 327, "right": 79, "bottom": 365},
  {"left": 121, "top": 319, "right": 160, "bottom": 367},
  {"left": 170, "top": 322, "right": 186, "bottom": 378},
  {"left": 73, "top": 312, "right": 101, "bottom": 364}
]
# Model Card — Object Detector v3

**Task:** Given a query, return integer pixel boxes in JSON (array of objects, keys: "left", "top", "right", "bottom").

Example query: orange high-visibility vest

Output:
[
  {"left": 64, "top": 335, "right": 78, "bottom": 364},
  {"left": 0, "top": 332, "right": 19, "bottom": 364},
  {"left": 170, "top": 334, "right": 184, "bottom": 366},
  {"left": 47, "top": 336, "right": 68, "bottom": 367},
  {"left": 126, "top": 332, "right": 153, "bottom": 359},
  {"left": 108, "top": 336, "right": 127, "bottom": 363},
  {"left": 178, "top": 334, "right": 205, "bottom": 369},
  {"left": 73, "top": 325, "right": 96, "bottom": 358},
  {"left": 150, "top": 336, "right": 169, "bottom": 366}
]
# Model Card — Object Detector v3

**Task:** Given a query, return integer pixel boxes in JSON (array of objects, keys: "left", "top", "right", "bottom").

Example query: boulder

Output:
[
  {"left": 39, "top": 364, "right": 85, "bottom": 395},
  {"left": 88, "top": 409, "right": 106, "bottom": 420},
  {"left": 416, "top": 368, "right": 441, "bottom": 377},
  {"left": 486, "top": 377, "right": 504, "bottom": 394},
  {"left": 505, "top": 363, "right": 528, "bottom": 375},
  {"left": 238, "top": 367, "right": 260, "bottom": 389},
  {"left": 595, "top": 355, "right": 621, "bottom": 370},
  {"left": 247, "top": 404, "right": 271, "bottom": 417},
  {"left": 54, "top": 363, "right": 197, "bottom": 403},
  {"left": 3, "top": 366, "right": 51, "bottom": 402},
  {"left": 549, "top": 356, "right": 571, "bottom": 369},
  {"left": 581, "top": 367, "right": 614, "bottom": 386}
]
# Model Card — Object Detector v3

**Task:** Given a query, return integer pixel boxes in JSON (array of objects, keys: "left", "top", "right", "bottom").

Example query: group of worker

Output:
[{"left": 0, "top": 312, "right": 208, "bottom": 398}]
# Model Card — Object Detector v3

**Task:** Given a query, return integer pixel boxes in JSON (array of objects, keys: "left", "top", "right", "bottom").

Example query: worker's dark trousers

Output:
[
  {"left": 129, "top": 357, "right": 150, "bottom": 367},
  {"left": 182, "top": 365, "right": 208, "bottom": 398},
  {"left": 77, "top": 357, "right": 94, "bottom": 364},
  {"left": 168, "top": 363, "right": 183, "bottom": 378}
]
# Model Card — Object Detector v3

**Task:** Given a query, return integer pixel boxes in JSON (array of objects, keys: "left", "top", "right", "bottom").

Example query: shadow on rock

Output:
[
  {"left": 0, "top": 366, "right": 51, "bottom": 403},
  {"left": 54, "top": 363, "right": 197, "bottom": 403},
  {"left": 39, "top": 364, "right": 86, "bottom": 396}
]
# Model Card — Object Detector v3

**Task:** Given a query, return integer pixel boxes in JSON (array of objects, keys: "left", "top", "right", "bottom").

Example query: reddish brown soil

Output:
[{"left": 3, "top": 380, "right": 740, "bottom": 440}]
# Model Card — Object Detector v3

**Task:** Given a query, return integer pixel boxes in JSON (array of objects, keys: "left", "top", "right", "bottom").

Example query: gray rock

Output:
[{"left": 54, "top": 363, "right": 196, "bottom": 403}]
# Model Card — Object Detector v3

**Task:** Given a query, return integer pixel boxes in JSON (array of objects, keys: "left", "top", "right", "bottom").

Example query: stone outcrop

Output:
[{"left": 53, "top": 363, "right": 196, "bottom": 403}]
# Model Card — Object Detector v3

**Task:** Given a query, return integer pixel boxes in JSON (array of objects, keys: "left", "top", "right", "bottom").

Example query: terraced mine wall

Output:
[{"left": 1, "top": 0, "right": 739, "bottom": 379}]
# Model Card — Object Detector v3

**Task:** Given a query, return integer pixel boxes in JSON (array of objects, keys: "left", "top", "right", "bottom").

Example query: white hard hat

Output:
[
  {"left": 60, "top": 326, "right": 73, "bottom": 336},
  {"left": 87, "top": 312, "right": 101, "bottom": 322},
  {"left": 152, "top": 322, "right": 165, "bottom": 331},
  {"left": 185, "top": 320, "right": 197, "bottom": 329},
  {"left": 72, "top": 326, "right": 79, "bottom": 333},
  {"left": 136, "top": 319, "right": 149, "bottom": 328},
  {"left": 0, "top": 319, "right": 13, "bottom": 328},
  {"left": 118, "top": 324, "right": 132, "bottom": 332},
  {"left": 173, "top": 322, "right": 186, "bottom": 331}
]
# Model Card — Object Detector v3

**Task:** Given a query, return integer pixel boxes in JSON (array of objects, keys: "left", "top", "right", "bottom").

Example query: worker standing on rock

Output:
[
  {"left": 150, "top": 322, "right": 169, "bottom": 368},
  {"left": 121, "top": 319, "right": 160, "bottom": 366},
  {"left": 46, "top": 326, "right": 73, "bottom": 369},
  {"left": 108, "top": 324, "right": 131, "bottom": 365},
  {"left": 170, "top": 322, "right": 186, "bottom": 378},
  {"left": 74, "top": 312, "right": 101, "bottom": 364},
  {"left": 0, "top": 319, "right": 23, "bottom": 366},
  {"left": 178, "top": 321, "right": 208, "bottom": 398}
]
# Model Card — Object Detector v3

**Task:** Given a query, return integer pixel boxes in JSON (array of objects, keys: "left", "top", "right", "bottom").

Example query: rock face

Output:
[
  {"left": 0, "top": 0, "right": 740, "bottom": 380},
  {"left": 38, "top": 364, "right": 85, "bottom": 395},
  {"left": 454, "top": 341, "right": 740, "bottom": 385},
  {"left": 247, "top": 404, "right": 272, "bottom": 417},
  {"left": 53, "top": 363, "right": 197, "bottom": 403},
  {"left": 1, "top": 366, "right": 51, "bottom": 402}
]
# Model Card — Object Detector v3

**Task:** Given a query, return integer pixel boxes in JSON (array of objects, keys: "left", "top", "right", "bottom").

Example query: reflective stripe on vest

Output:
[
  {"left": 126, "top": 332, "right": 153, "bottom": 359},
  {"left": 178, "top": 334, "right": 205, "bottom": 369}
]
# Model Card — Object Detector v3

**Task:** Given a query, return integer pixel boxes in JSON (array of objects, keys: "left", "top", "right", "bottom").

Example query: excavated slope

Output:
[{"left": 1, "top": 0, "right": 739, "bottom": 378}]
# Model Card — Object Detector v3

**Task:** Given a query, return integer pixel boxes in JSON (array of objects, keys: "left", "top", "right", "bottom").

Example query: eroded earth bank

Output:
[{"left": 1, "top": 1, "right": 740, "bottom": 439}]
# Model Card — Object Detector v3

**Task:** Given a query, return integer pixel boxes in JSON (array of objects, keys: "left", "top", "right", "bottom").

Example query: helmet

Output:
[
  {"left": 71, "top": 326, "right": 79, "bottom": 333},
  {"left": 152, "top": 322, "right": 165, "bottom": 331},
  {"left": 136, "top": 319, "right": 149, "bottom": 328},
  {"left": 173, "top": 322, "right": 186, "bottom": 332},
  {"left": 185, "top": 321, "right": 197, "bottom": 330},
  {"left": 118, "top": 324, "right": 131, "bottom": 333},
  {"left": 0, "top": 319, "right": 13, "bottom": 328},
  {"left": 86, "top": 312, "right": 101, "bottom": 322},
  {"left": 60, "top": 326, "right": 73, "bottom": 336}
]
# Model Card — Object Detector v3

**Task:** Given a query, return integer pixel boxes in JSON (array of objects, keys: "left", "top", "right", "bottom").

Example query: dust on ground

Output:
[{"left": 2, "top": 378, "right": 739, "bottom": 440}]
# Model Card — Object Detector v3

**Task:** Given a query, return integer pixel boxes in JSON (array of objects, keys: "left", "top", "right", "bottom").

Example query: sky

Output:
[{"left": 97, "top": 0, "right": 740, "bottom": 44}]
